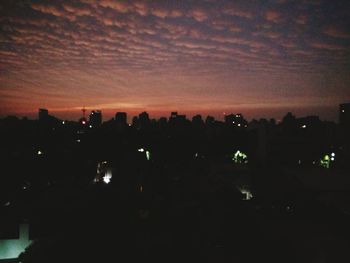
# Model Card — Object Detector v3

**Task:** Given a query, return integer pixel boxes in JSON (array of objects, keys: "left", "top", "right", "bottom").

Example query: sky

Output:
[{"left": 0, "top": 0, "right": 350, "bottom": 121}]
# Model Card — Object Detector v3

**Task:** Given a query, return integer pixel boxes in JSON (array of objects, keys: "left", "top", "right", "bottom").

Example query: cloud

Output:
[
  {"left": 323, "top": 26, "right": 350, "bottom": 39},
  {"left": 1, "top": 0, "right": 350, "bottom": 118},
  {"left": 223, "top": 8, "right": 253, "bottom": 19},
  {"left": 310, "top": 41, "right": 347, "bottom": 50},
  {"left": 265, "top": 10, "right": 281, "bottom": 23},
  {"left": 188, "top": 8, "right": 209, "bottom": 22}
]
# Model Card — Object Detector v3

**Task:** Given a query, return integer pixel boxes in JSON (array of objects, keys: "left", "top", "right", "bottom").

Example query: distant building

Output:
[
  {"left": 138, "top": 112, "right": 150, "bottom": 129},
  {"left": 192, "top": 115, "right": 204, "bottom": 126},
  {"left": 115, "top": 112, "right": 127, "bottom": 125},
  {"left": 89, "top": 110, "right": 102, "bottom": 127},
  {"left": 170, "top": 112, "right": 178, "bottom": 119},
  {"left": 340, "top": 103, "right": 350, "bottom": 126},
  {"left": 38, "top": 108, "right": 49, "bottom": 121},
  {"left": 225, "top": 113, "right": 247, "bottom": 127},
  {"left": 297, "top": 115, "right": 321, "bottom": 129},
  {"left": 205, "top": 116, "right": 215, "bottom": 125}
]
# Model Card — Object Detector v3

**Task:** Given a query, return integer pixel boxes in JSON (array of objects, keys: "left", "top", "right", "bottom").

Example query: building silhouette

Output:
[
  {"left": 38, "top": 108, "right": 49, "bottom": 121},
  {"left": 340, "top": 103, "right": 350, "bottom": 127},
  {"left": 89, "top": 110, "right": 102, "bottom": 127},
  {"left": 115, "top": 112, "right": 127, "bottom": 125}
]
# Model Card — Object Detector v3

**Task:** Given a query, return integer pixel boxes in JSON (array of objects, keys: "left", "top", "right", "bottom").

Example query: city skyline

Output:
[{"left": 1, "top": 0, "right": 350, "bottom": 121}]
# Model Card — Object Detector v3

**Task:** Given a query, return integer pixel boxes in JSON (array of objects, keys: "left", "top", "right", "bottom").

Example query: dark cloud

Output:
[{"left": 0, "top": 0, "right": 349, "bottom": 119}]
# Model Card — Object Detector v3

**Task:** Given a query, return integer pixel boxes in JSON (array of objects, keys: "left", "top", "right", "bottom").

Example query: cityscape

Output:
[
  {"left": 1, "top": 0, "right": 350, "bottom": 262},
  {"left": 1, "top": 105, "right": 350, "bottom": 262}
]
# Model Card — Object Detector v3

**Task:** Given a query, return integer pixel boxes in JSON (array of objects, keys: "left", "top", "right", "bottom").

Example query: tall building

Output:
[
  {"left": 115, "top": 112, "right": 127, "bottom": 125},
  {"left": 340, "top": 103, "right": 350, "bottom": 126},
  {"left": 136, "top": 112, "right": 150, "bottom": 129},
  {"left": 89, "top": 110, "right": 102, "bottom": 127},
  {"left": 192, "top": 115, "right": 204, "bottom": 126},
  {"left": 38, "top": 108, "right": 49, "bottom": 121}
]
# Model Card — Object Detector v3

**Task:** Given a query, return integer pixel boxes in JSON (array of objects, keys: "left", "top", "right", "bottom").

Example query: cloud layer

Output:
[{"left": 0, "top": 0, "right": 349, "bottom": 120}]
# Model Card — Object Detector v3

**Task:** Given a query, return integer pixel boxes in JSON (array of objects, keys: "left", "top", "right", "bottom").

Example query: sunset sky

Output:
[{"left": 1, "top": 0, "right": 349, "bottom": 121}]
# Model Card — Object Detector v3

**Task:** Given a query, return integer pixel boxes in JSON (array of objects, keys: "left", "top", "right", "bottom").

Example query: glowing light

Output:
[
  {"left": 342, "top": 109, "right": 345, "bottom": 113},
  {"left": 138, "top": 148, "right": 145, "bottom": 152},
  {"left": 82, "top": 120, "right": 86, "bottom": 125},
  {"left": 331, "top": 153, "right": 335, "bottom": 157},
  {"left": 238, "top": 187, "right": 253, "bottom": 200},
  {"left": 62, "top": 121, "right": 65, "bottom": 124},
  {"left": 0, "top": 224, "right": 32, "bottom": 260},
  {"left": 146, "top": 150, "right": 151, "bottom": 161},
  {"left": 331, "top": 157, "right": 335, "bottom": 161},
  {"left": 76, "top": 139, "right": 81, "bottom": 143},
  {"left": 89, "top": 125, "right": 92, "bottom": 128},
  {"left": 238, "top": 123, "right": 241, "bottom": 127},
  {"left": 140, "top": 185, "right": 143, "bottom": 192},
  {"left": 103, "top": 173, "right": 112, "bottom": 184},
  {"left": 37, "top": 150, "right": 42, "bottom": 155},
  {"left": 301, "top": 124, "right": 307, "bottom": 128},
  {"left": 319, "top": 154, "right": 330, "bottom": 169},
  {"left": 232, "top": 150, "right": 248, "bottom": 164}
]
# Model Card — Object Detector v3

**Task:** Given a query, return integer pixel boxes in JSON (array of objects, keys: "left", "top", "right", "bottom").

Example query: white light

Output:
[
  {"left": 238, "top": 123, "right": 241, "bottom": 127},
  {"left": 302, "top": 125, "right": 307, "bottom": 128},
  {"left": 342, "top": 109, "right": 345, "bottom": 113},
  {"left": 89, "top": 125, "right": 92, "bottom": 128},
  {"left": 37, "top": 150, "right": 42, "bottom": 155},
  {"left": 232, "top": 121, "right": 235, "bottom": 124},
  {"left": 146, "top": 151, "right": 151, "bottom": 161},
  {"left": 103, "top": 172, "right": 112, "bottom": 184},
  {"left": 331, "top": 152, "right": 335, "bottom": 157},
  {"left": 239, "top": 188, "right": 253, "bottom": 201},
  {"left": 331, "top": 157, "right": 335, "bottom": 161},
  {"left": 82, "top": 120, "right": 86, "bottom": 125},
  {"left": 138, "top": 148, "right": 144, "bottom": 152},
  {"left": 62, "top": 121, "right": 65, "bottom": 124},
  {"left": 76, "top": 139, "right": 81, "bottom": 143}
]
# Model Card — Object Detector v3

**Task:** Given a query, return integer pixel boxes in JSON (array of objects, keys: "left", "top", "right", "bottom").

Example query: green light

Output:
[
  {"left": 319, "top": 154, "right": 330, "bottom": 169},
  {"left": 145, "top": 151, "right": 151, "bottom": 161},
  {"left": 232, "top": 150, "right": 248, "bottom": 164}
]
